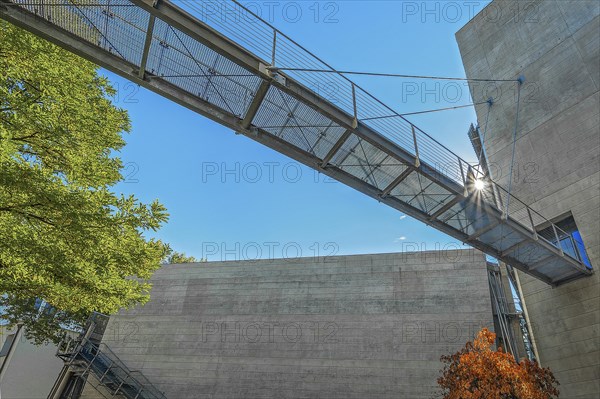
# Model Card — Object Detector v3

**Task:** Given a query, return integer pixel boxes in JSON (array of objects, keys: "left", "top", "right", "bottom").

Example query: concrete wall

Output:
[
  {"left": 0, "top": 326, "right": 64, "bottom": 399},
  {"left": 456, "top": 1, "right": 600, "bottom": 397},
  {"left": 86, "top": 251, "right": 493, "bottom": 399}
]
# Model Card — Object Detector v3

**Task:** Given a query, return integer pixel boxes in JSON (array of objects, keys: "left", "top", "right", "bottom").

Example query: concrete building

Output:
[
  {"left": 74, "top": 250, "right": 493, "bottom": 399},
  {"left": 0, "top": 325, "right": 65, "bottom": 399},
  {"left": 457, "top": 1, "right": 600, "bottom": 397}
]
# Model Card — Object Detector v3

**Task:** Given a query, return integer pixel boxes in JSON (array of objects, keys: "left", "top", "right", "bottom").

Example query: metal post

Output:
[
  {"left": 133, "top": 388, "right": 144, "bottom": 399},
  {"left": 458, "top": 158, "right": 468, "bottom": 196},
  {"left": 99, "top": 359, "right": 114, "bottom": 382},
  {"left": 351, "top": 83, "right": 358, "bottom": 129},
  {"left": 411, "top": 125, "right": 420, "bottom": 168},
  {"left": 271, "top": 29, "right": 277, "bottom": 66},
  {"left": 527, "top": 208, "right": 538, "bottom": 239},
  {"left": 492, "top": 181, "right": 504, "bottom": 212},
  {"left": 79, "top": 343, "right": 101, "bottom": 379},
  {"left": 478, "top": 98, "right": 493, "bottom": 164},
  {"left": 552, "top": 224, "right": 564, "bottom": 255},
  {"left": 113, "top": 378, "right": 126, "bottom": 397},
  {"left": 138, "top": 15, "right": 156, "bottom": 78}
]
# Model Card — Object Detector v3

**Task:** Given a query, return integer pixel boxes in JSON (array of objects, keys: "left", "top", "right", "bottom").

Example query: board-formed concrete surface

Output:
[
  {"left": 83, "top": 251, "right": 493, "bottom": 399},
  {"left": 457, "top": 1, "right": 600, "bottom": 397}
]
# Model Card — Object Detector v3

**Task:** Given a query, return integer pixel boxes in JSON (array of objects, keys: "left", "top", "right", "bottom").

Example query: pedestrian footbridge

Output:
[{"left": 0, "top": 0, "right": 593, "bottom": 285}]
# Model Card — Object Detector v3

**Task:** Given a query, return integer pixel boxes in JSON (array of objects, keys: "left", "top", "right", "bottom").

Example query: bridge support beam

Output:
[
  {"left": 138, "top": 14, "right": 156, "bottom": 78},
  {"left": 501, "top": 240, "right": 528, "bottom": 258},
  {"left": 380, "top": 167, "right": 414, "bottom": 198},
  {"left": 468, "top": 219, "right": 502, "bottom": 241},
  {"left": 240, "top": 80, "right": 270, "bottom": 129},
  {"left": 320, "top": 129, "right": 353, "bottom": 168},
  {"left": 429, "top": 195, "right": 463, "bottom": 221}
]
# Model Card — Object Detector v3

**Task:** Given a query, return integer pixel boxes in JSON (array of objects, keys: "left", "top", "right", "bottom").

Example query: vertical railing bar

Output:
[
  {"left": 412, "top": 124, "right": 420, "bottom": 168},
  {"left": 99, "top": 359, "right": 114, "bottom": 382},
  {"left": 552, "top": 223, "right": 564, "bottom": 255},
  {"left": 133, "top": 388, "right": 144, "bottom": 399},
  {"left": 351, "top": 83, "right": 358, "bottom": 128},
  {"left": 527, "top": 207, "right": 538, "bottom": 239},
  {"left": 271, "top": 29, "right": 277, "bottom": 66},
  {"left": 103, "top": 0, "right": 111, "bottom": 51},
  {"left": 79, "top": 343, "right": 100, "bottom": 380},
  {"left": 568, "top": 235, "right": 577, "bottom": 261},
  {"left": 458, "top": 158, "right": 468, "bottom": 196}
]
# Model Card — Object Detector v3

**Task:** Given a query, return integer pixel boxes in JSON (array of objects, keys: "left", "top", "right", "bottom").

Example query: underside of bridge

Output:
[{"left": 0, "top": 0, "right": 593, "bottom": 285}]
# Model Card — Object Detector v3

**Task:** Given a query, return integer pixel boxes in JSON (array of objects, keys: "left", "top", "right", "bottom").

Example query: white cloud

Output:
[
  {"left": 394, "top": 236, "right": 407, "bottom": 242},
  {"left": 399, "top": 214, "right": 407, "bottom": 220}
]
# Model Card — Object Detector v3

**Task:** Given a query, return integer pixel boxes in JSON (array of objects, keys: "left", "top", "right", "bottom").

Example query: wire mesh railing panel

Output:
[
  {"left": 461, "top": 207, "right": 492, "bottom": 233},
  {"left": 445, "top": 212, "right": 472, "bottom": 235},
  {"left": 275, "top": 37, "right": 355, "bottom": 113},
  {"left": 88, "top": 0, "right": 148, "bottom": 65},
  {"left": 388, "top": 172, "right": 436, "bottom": 214},
  {"left": 378, "top": 162, "right": 412, "bottom": 191},
  {"left": 354, "top": 140, "right": 402, "bottom": 190},
  {"left": 335, "top": 139, "right": 392, "bottom": 189},
  {"left": 417, "top": 131, "right": 465, "bottom": 185},
  {"left": 415, "top": 184, "right": 451, "bottom": 215},
  {"left": 178, "top": 0, "right": 274, "bottom": 63},
  {"left": 252, "top": 86, "right": 344, "bottom": 156},
  {"left": 19, "top": 1, "right": 149, "bottom": 66},
  {"left": 147, "top": 18, "right": 261, "bottom": 118},
  {"left": 309, "top": 124, "right": 348, "bottom": 160},
  {"left": 442, "top": 200, "right": 501, "bottom": 237},
  {"left": 329, "top": 134, "right": 359, "bottom": 166},
  {"left": 357, "top": 91, "right": 415, "bottom": 153},
  {"left": 15, "top": 0, "right": 102, "bottom": 45}
]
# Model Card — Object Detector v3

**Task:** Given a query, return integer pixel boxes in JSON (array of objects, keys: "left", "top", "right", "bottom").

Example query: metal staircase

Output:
[
  {"left": 488, "top": 262, "right": 520, "bottom": 358},
  {"left": 48, "top": 314, "right": 165, "bottom": 399},
  {"left": 0, "top": 0, "right": 593, "bottom": 285},
  {"left": 487, "top": 261, "right": 539, "bottom": 361}
]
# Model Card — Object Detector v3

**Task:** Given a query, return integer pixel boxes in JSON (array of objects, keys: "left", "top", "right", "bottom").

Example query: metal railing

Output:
[{"left": 56, "top": 313, "right": 165, "bottom": 399}]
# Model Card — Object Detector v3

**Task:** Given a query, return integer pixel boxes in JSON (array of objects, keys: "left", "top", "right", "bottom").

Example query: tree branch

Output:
[{"left": 0, "top": 207, "right": 56, "bottom": 227}]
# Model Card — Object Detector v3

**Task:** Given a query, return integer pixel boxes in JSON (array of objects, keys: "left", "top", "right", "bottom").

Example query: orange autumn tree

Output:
[{"left": 437, "top": 328, "right": 559, "bottom": 399}]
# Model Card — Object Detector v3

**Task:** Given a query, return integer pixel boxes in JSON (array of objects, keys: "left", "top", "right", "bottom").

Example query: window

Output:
[{"left": 537, "top": 214, "right": 592, "bottom": 269}]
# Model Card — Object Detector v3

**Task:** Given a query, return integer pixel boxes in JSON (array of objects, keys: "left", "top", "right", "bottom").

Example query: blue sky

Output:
[{"left": 108, "top": 1, "right": 492, "bottom": 261}]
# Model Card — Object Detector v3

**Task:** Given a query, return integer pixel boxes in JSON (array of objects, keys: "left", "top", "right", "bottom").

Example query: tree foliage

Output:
[
  {"left": 0, "top": 21, "right": 170, "bottom": 343},
  {"left": 163, "top": 251, "right": 202, "bottom": 264},
  {"left": 437, "top": 328, "right": 559, "bottom": 399}
]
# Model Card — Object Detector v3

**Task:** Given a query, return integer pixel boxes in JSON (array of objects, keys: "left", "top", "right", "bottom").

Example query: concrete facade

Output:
[
  {"left": 83, "top": 251, "right": 493, "bottom": 399},
  {"left": 0, "top": 326, "right": 64, "bottom": 399},
  {"left": 457, "top": 1, "right": 600, "bottom": 397}
]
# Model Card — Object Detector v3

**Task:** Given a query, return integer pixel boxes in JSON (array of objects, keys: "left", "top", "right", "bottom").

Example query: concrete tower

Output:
[{"left": 457, "top": 1, "right": 600, "bottom": 397}]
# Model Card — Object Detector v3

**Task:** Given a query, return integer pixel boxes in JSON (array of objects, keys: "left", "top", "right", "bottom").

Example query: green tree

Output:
[
  {"left": 163, "top": 251, "right": 201, "bottom": 264},
  {"left": 0, "top": 21, "right": 170, "bottom": 343}
]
